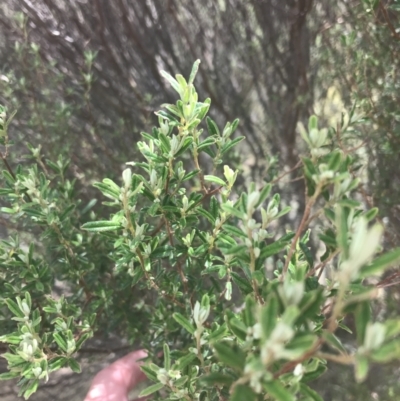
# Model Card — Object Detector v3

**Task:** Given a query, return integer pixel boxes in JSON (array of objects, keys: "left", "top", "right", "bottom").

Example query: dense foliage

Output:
[{"left": 1, "top": 62, "right": 400, "bottom": 400}]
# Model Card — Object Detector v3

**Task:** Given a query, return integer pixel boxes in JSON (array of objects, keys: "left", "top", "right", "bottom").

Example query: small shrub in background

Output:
[{"left": 1, "top": 61, "right": 400, "bottom": 400}]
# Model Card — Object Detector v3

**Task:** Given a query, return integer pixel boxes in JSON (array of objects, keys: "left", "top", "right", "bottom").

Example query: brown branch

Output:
[
  {"left": 378, "top": 1, "right": 400, "bottom": 40},
  {"left": 271, "top": 160, "right": 302, "bottom": 185},
  {"left": 377, "top": 270, "right": 400, "bottom": 288}
]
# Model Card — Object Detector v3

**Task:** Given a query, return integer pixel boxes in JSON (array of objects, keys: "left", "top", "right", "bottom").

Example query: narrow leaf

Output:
[
  {"left": 81, "top": 221, "right": 121, "bottom": 232},
  {"left": 204, "top": 175, "right": 226, "bottom": 186},
  {"left": 199, "top": 373, "right": 234, "bottom": 386},
  {"left": 173, "top": 313, "right": 195, "bottom": 334},
  {"left": 371, "top": 339, "right": 400, "bottom": 363},
  {"left": 299, "top": 383, "right": 324, "bottom": 401},
  {"left": 163, "top": 343, "right": 170, "bottom": 370},
  {"left": 230, "top": 384, "right": 256, "bottom": 401},
  {"left": 260, "top": 296, "right": 278, "bottom": 339},
  {"left": 139, "top": 382, "right": 164, "bottom": 397},
  {"left": 188, "top": 60, "right": 200, "bottom": 84},
  {"left": 213, "top": 342, "right": 245, "bottom": 371},
  {"left": 354, "top": 302, "right": 371, "bottom": 345},
  {"left": 220, "top": 136, "right": 245, "bottom": 155},
  {"left": 360, "top": 248, "right": 400, "bottom": 278},
  {"left": 263, "top": 380, "right": 295, "bottom": 401},
  {"left": 68, "top": 358, "right": 81, "bottom": 373}
]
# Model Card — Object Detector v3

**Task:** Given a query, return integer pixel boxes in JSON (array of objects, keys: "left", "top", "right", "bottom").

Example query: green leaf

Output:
[
  {"left": 174, "top": 375, "right": 189, "bottom": 387},
  {"left": 201, "top": 293, "right": 210, "bottom": 310},
  {"left": 53, "top": 333, "right": 68, "bottom": 352},
  {"left": 0, "top": 371, "right": 20, "bottom": 380},
  {"left": 371, "top": 339, "right": 400, "bottom": 363},
  {"left": 68, "top": 358, "right": 81, "bottom": 373},
  {"left": 221, "top": 136, "right": 245, "bottom": 155},
  {"left": 141, "top": 365, "right": 158, "bottom": 382},
  {"left": 177, "top": 352, "right": 197, "bottom": 370},
  {"left": 322, "top": 331, "right": 347, "bottom": 354},
  {"left": 206, "top": 117, "right": 220, "bottom": 137},
  {"left": 286, "top": 334, "right": 317, "bottom": 357},
  {"left": 175, "top": 136, "right": 193, "bottom": 157},
  {"left": 364, "top": 207, "right": 379, "bottom": 221},
  {"left": 175, "top": 74, "right": 187, "bottom": 91},
  {"left": 187, "top": 118, "right": 201, "bottom": 130},
  {"left": 59, "top": 204, "right": 76, "bottom": 221},
  {"left": 354, "top": 302, "right": 370, "bottom": 345},
  {"left": 302, "top": 157, "right": 317, "bottom": 176},
  {"left": 188, "top": 59, "right": 200, "bottom": 84},
  {"left": 24, "top": 292, "right": 32, "bottom": 310},
  {"left": 182, "top": 169, "right": 200, "bottom": 182},
  {"left": 0, "top": 188, "right": 13, "bottom": 195},
  {"left": 0, "top": 332, "right": 21, "bottom": 345},
  {"left": 243, "top": 295, "right": 256, "bottom": 327},
  {"left": 1, "top": 207, "right": 17, "bottom": 214},
  {"left": 327, "top": 150, "right": 342, "bottom": 171},
  {"left": 299, "top": 383, "right": 324, "bottom": 401},
  {"left": 324, "top": 208, "right": 335, "bottom": 223},
  {"left": 224, "top": 244, "right": 247, "bottom": 256},
  {"left": 200, "top": 372, "right": 234, "bottom": 386},
  {"left": 263, "top": 380, "right": 295, "bottom": 401},
  {"left": 230, "top": 384, "right": 256, "bottom": 401},
  {"left": 197, "top": 137, "right": 216, "bottom": 152},
  {"left": 22, "top": 379, "right": 39, "bottom": 400},
  {"left": 260, "top": 296, "right": 278, "bottom": 339},
  {"left": 208, "top": 324, "right": 229, "bottom": 342},
  {"left": 197, "top": 98, "right": 211, "bottom": 120},
  {"left": 299, "top": 242, "right": 314, "bottom": 268},
  {"left": 80, "top": 199, "right": 97, "bottom": 215},
  {"left": 75, "top": 332, "right": 93, "bottom": 350},
  {"left": 301, "top": 365, "right": 327, "bottom": 382},
  {"left": 255, "top": 184, "right": 272, "bottom": 208},
  {"left": 160, "top": 70, "right": 181, "bottom": 94},
  {"left": 81, "top": 221, "right": 121, "bottom": 232},
  {"left": 335, "top": 206, "right": 349, "bottom": 259},
  {"left": 228, "top": 317, "right": 247, "bottom": 341},
  {"left": 45, "top": 159, "right": 62, "bottom": 173},
  {"left": 48, "top": 357, "right": 68, "bottom": 372},
  {"left": 173, "top": 313, "right": 195, "bottom": 334},
  {"left": 256, "top": 233, "right": 295, "bottom": 268},
  {"left": 158, "top": 132, "right": 171, "bottom": 152},
  {"left": 231, "top": 272, "right": 253, "bottom": 294},
  {"left": 163, "top": 344, "right": 170, "bottom": 371},
  {"left": 204, "top": 175, "right": 226, "bottom": 186},
  {"left": 337, "top": 199, "right": 360, "bottom": 208},
  {"left": 222, "top": 224, "right": 246, "bottom": 238},
  {"left": 5, "top": 298, "right": 25, "bottom": 318},
  {"left": 275, "top": 206, "right": 291, "bottom": 219},
  {"left": 93, "top": 182, "right": 120, "bottom": 199},
  {"left": 155, "top": 110, "right": 180, "bottom": 125},
  {"left": 213, "top": 342, "right": 245, "bottom": 371},
  {"left": 308, "top": 115, "right": 318, "bottom": 131},
  {"left": 197, "top": 207, "right": 216, "bottom": 223},
  {"left": 221, "top": 203, "right": 244, "bottom": 218},
  {"left": 21, "top": 207, "right": 45, "bottom": 218},
  {"left": 210, "top": 196, "right": 219, "bottom": 220},
  {"left": 384, "top": 319, "right": 400, "bottom": 340},
  {"left": 360, "top": 248, "right": 400, "bottom": 278},
  {"left": 355, "top": 354, "right": 369, "bottom": 382},
  {"left": 139, "top": 382, "right": 164, "bottom": 397}
]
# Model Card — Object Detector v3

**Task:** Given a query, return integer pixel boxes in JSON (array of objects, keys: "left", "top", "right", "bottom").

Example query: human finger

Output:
[{"left": 84, "top": 349, "right": 148, "bottom": 401}]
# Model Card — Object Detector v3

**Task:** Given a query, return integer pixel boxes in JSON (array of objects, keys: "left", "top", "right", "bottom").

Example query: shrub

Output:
[{"left": 1, "top": 61, "right": 400, "bottom": 400}]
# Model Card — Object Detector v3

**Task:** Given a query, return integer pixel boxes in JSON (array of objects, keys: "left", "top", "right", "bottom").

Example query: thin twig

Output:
[
  {"left": 282, "top": 185, "right": 321, "bottom": 280},
  {"left": 271, "top": 160, "right": 302, "bottom": 185}
]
